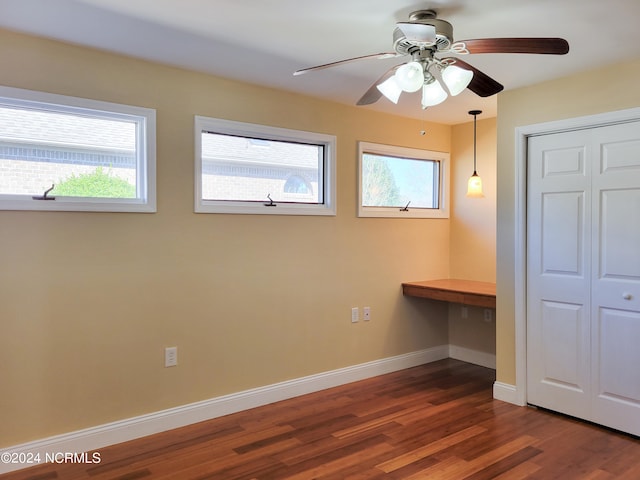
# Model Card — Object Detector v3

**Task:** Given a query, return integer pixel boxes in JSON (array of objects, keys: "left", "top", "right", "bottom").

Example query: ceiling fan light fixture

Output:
[
  {"left": 376, "top": 76, "right": 402, "bottom": 104},
  {"left": 395, "top": 61, "right": 424, "bottom": 92},
  {"left": 295, "top": 10, "right": 569, "bottom": 113},
  {"left": 442, "top": 64, "right": 473, "bottom": 96},
  {"left": 421, "top": 79, "right": 447, "bottom": 108}
]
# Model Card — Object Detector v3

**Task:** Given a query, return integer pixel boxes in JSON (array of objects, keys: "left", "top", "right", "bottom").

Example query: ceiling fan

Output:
[{"left": 293, "top": 9, "right": 569, "bottom": 109}]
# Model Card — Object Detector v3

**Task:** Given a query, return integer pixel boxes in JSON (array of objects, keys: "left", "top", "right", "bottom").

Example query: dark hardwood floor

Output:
[{"left": 3, "top": 359, "right": 639, "bottom": 479}]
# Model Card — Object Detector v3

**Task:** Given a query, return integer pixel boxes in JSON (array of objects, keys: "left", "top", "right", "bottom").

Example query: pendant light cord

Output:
[
  {"left": 468, "top": 109, "right": 482, "bottom": 176},
  {"left": 473, "top": 113, "right": 477, "bottom": 175}
]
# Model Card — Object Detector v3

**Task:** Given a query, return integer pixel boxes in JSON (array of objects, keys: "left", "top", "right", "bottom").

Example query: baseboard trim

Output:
[
  {"left": 493, "top": 381, "right": 523, "bottom": 405},
  {"left": 0, "top": 345, "right": 449, "bottom": 474},
  {"left": 448, "top": 345, "right": 496, "bottom": 369}
]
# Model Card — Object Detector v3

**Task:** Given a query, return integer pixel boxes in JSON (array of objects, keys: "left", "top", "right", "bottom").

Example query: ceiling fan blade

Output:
[
  {"left": 356, "top": 65, "right": 400, "bottom": 105},
  {"left": 396, "top": 22, "right": 436, "bottom": 44},
  {"left": 444, "top": 58, "right": 504, "bottom": 97},
  {"left": 293, "top": 52, "right": 398, "bottom": 76},
  {"left": 459, "top": 37, "right": 569, "bottom": 55}
]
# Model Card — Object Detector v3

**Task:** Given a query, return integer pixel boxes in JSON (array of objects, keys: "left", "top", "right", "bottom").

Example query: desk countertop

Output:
[{"left": 401, "top": 279, "right": 496, "bottom": 308}]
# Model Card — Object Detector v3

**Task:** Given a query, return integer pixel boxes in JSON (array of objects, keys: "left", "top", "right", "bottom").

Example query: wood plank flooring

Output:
[{"left": 2, "top": 359, "right": 639, "bottom": 479}]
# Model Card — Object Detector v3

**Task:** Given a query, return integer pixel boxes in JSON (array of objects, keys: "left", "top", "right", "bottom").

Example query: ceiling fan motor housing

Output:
[{"left": 392, "top": 11, "right": 454, "bottom": 55}]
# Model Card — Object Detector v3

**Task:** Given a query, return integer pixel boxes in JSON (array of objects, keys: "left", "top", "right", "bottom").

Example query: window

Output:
[
  {"left": 358, "top": 142, "right": 449, "bottom": 218},
  {"left": 0, "top": 86, "right": 156, "bottom": 212},
  {"left": 195, "top": 116, "right": 336, "bottom": 215}
]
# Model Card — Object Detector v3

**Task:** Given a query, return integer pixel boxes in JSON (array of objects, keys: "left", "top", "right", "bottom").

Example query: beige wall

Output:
[
  {"left": 449, "top": 117, "right": 497, "bottom": 354},
  {"left": 496, "top": 59, "right": 640, "bottom": 384},
  {"left": 0, "top": 29, "right": 457, "bottom": 446},
  {"left": 451, "top": 117, "right": 496, "bottom": 282}
]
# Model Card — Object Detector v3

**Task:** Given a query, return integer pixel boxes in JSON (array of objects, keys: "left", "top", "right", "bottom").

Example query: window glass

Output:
[
  {"left": 0, "top": 86, "right": 156, "bottom": 212},
  {"left": 200, "top": 132, "right": 321, "bottom": 204},
  {"left": 362, "top": 154, "right": 439, "bottom": 208}
]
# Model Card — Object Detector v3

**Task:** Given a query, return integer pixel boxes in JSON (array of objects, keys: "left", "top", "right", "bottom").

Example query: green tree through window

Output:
[
  {"left": 53, "top": 167, "right": 136, "bottom": 198},
  {"left": 361, "top": 155, "right": 400, "bottom": 206}
]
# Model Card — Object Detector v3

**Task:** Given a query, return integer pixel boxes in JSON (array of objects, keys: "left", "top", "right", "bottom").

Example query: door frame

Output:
[{"left": 512, "top": 106, "right": 640, "bottom": 406}]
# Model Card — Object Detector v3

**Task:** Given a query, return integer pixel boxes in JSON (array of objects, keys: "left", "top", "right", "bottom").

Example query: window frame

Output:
[
  {"left": 0, "top": 85, "right": 156, "bottom": 213},
  {"left": 195, "top": 116, "right": 337, "bottom": 216},
  {"left": 357, "top": 141, "right": 449, "bottom": 219}
]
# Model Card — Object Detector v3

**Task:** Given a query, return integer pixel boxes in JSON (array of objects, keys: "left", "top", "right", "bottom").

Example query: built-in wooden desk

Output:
[{"left": 402, "top": 279, "right": 496, "bottom": 308}]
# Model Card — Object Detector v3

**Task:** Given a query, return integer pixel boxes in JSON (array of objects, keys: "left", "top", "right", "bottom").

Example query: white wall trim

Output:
[
  {"left": 513, "top": 106, "right": 640, "bottom": 410},
  {"left": 493, "top": 381, "right": 522, "bottom": 405},
  {"left": 0, "top": 345, "right": 448, "bottom": 474},
  {"left": 448, "top": 345, "right": 496, "bottom": 370}
]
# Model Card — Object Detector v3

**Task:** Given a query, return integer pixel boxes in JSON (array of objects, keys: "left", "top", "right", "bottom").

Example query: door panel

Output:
[
  {"left": 540, "top": 300, "right": 585, "bottom": 391},
  {"left": 593, "top": 307, "right": 640, "bottom": 434},
  {"left": 597, "top": 308, "right": 640, "bottom": 403},
  {"left": 542, "top": 146, "right": 585, "bottom": 177},
  {"left": 541, "top": 192, "right": 584, "bottom": 275},
  {"left": 600, "top": 136, "right": 640, "bottom": 172},
  {"left": 600, "top": 188, "right": 640, "bottom": 280}
]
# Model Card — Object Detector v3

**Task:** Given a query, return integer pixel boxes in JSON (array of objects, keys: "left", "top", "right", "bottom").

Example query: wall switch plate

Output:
[
  {"left": 461, "top": 306, "right": 468, "bottom": 319},
  {"left": 165, "top": 346, "right": 178, "bottom": 367},
  {"left": 483, "top": 309, "right": 493, "bottom": 323},
  {"left": 351, "top": 307, "right": 359, "bottom": 323},
  {"left": 363, "top": 306, "right": 371, "bottom": 321}
]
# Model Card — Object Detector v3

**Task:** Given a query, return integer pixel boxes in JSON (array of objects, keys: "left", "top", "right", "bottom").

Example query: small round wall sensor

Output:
[{"left": 420, "top": 130, "right": 426, "bottom": 136}]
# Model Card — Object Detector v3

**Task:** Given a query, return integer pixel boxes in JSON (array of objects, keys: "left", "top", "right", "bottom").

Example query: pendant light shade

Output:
[
  {"left": 467, "top": 172, "right": 484, "bottom": 198},
  {"left": 466, "top": 109, "right": 484, "bottom": 198}
]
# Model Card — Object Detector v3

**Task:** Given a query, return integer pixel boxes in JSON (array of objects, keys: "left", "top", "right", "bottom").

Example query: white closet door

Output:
[
  {"left": 590, "top": 122, "right": 640, "bottom": 435},
  {"left": 526, "top": 129, "right": 592, "bottom": 420},
  {"left": 527, "top": 121, "right": 640, "bottom": 436}
]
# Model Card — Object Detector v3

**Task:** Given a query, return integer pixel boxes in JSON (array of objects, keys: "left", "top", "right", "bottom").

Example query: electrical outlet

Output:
[
  {"left": 165, "top": 346, "right": 178, "bottom": 367},
  {"left": 483, "top": 309, "right": 493, "bottom": 323},
  {"left": 351, "top": 307, "right": 359, "bottom": 323},
  {"left": 461, "top": 306, "right": 468, "bottom": 319},
  {"left": 363, "top": 306, "right": 371, "bottom": 321}
]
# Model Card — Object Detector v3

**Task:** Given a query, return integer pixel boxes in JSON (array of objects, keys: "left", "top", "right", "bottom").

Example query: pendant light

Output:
[{"left": 466, "top": 109, "right": 484, "bottom": 198}]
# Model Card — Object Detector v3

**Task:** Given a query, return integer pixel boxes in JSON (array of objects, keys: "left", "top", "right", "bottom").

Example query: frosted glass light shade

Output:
[
  {"left": 442, "top": 65, "right": 473, "bottom": 96},
  {"left": 376, "top": 76, "right": 402, "bottom": 104},
  {"left": 466, "top": 172, "right": 484, "bottom": 198},
  {"left": 421, "top": 80, "right": 448, "bottom": 107},
  {"left": 395, "top": 61, "right": 424, "bottom": 92}
]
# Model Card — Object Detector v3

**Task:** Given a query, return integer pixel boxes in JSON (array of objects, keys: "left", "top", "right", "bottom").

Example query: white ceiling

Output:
[{"left": 1, "top": 0, "right": 640, "bottom": 124}]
